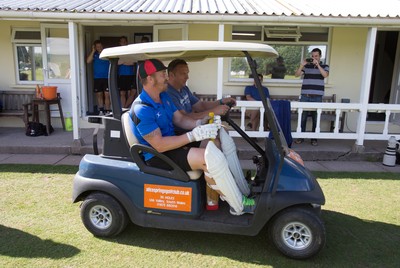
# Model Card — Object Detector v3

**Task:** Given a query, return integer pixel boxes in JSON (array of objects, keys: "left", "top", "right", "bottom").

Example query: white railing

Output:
[{"left": 229, "top": 101, "right": 400, "bottom": 144}]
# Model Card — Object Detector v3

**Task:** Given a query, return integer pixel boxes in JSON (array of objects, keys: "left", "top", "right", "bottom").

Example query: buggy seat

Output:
[{"left": 121, "top": 111, "right": 203, "bottom": 181}]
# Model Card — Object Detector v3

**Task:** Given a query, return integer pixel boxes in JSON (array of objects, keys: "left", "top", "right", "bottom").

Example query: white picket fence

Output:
[{"left": 229, "top": 101, "right": 400, "bottom": 144}]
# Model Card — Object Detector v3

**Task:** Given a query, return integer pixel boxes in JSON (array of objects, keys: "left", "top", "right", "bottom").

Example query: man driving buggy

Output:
[{"left": 130, "top": 59, "right": 255, "bottom": 215}]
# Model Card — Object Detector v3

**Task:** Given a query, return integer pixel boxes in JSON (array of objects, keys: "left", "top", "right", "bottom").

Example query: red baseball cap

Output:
[{"left": 139, "top": 59, "right": 167, "bottom": 78}]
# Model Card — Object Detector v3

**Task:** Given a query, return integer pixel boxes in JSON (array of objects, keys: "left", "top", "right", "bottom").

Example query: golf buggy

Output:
[{"left": 72, "top": 41, "right": 326, "bottom": 259}]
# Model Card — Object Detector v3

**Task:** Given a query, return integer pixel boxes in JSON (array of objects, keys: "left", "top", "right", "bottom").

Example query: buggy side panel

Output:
[{"left": 73, "top": 155, "right": 205, "bottom": 219}]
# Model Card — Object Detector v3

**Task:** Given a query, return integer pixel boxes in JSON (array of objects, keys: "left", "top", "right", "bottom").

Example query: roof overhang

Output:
[{"left": 1, "top": 12, "right": 400, "bottom": 28}]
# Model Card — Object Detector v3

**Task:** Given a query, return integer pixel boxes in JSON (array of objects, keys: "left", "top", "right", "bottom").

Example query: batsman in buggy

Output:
[{"left": 131, "top": 58, "right": 255, "bottom": 215}]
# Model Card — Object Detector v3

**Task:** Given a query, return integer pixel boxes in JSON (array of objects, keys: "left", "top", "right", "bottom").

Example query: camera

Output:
[{"left": 306, "top": 58, "right": 314, "bottom": 63}]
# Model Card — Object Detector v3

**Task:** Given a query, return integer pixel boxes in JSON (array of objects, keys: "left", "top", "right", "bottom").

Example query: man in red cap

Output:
[
  {"left": 130, "top": 58, "right": 219, "bottom": 175},
  {"left": 130, "top": 59, "right": 256, "bottom": 215}
]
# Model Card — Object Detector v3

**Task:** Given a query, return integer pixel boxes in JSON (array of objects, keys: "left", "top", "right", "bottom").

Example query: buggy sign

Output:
[{"left": 144, "top": 184, "right": 192, "bottom": 212}]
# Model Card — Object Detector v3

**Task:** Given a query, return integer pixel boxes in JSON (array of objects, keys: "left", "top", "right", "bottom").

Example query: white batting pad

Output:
[
  {"left": 219, "top": 127, "right": 250, "bottom": 196},
  {"left": 205, "top": 141, "right": 243, "bottom": 214}
]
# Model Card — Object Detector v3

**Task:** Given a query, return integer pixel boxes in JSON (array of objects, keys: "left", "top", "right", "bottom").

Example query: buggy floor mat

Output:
[{"left": 199, "top": 201, "right": 253, "bottom": 225}]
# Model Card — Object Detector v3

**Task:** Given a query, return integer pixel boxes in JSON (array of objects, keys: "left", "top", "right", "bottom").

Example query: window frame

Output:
[
  {"left": 40, "top": 23, "right": 71, "bottom": 83},
  {"left": 229, "top": 26, "right": 331, "bottom": 84},
  {"left": 12, "top": 28, "right": 43, "bottom": 85},
  {"left": 153, "top": 24, "right": 188, "bottom": 41}
]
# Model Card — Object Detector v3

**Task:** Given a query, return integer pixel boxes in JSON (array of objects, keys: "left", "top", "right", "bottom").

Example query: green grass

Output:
[{"left": 0, "top": 165, "right": 399, "bottom": 267}]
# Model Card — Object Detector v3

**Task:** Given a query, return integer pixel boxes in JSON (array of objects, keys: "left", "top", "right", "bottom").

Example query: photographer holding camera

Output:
[{"left": 294, "top": 48, "right": 330, "bottom": 146}]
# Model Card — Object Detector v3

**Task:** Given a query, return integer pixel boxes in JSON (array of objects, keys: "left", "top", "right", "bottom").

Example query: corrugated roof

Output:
[{"left": 0, "top": 0, "right": 399, "bottom": 18}]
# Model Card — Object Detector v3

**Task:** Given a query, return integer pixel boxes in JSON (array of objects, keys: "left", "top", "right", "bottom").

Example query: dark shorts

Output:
[
  {"left": 118, "top": 75, "right": 136, "bottom": 91},
  {"left": 94, "top": 78, "right": 109, "bottom": 93},
  {"left": 300, "top": 94, "right": 323, "bottom": 102},
  {"left": 146, "top": 142, "right": 200, "bottom": 171}
]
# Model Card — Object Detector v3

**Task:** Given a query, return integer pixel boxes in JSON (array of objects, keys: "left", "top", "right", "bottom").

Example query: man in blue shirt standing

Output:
[
  {"left": 118, "top": 36, "right": 137, "bottom": 108},
  {"left": 294, "top": 48, "right": 330, "bottom": 146},
  {"left": 244, "top": 73, "right": 270, "bottom": 132},
  {"left": 86, "top": 40, "right": 111, "bottom": 115}
]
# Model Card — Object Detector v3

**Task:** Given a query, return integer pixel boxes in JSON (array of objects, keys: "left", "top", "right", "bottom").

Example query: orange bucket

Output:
[{"left": 42, "top": 86, "right": 58, "bottom": 100}]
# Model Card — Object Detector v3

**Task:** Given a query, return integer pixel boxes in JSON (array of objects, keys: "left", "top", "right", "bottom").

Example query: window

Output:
[
  {"left": 43, "top": 27, "right": 70, "bottom": 80},
  {"left": 12, "top": 29, "right": 43, "bottom": 84},
  {"left": 153, "top": 24, "right": 188, "bottom": 41},
  {"left": 230, "top": 26, "right": 329, "bottom": 81},
  {"left": 232, "top": 26, "right": 262, "bottom": 41}
]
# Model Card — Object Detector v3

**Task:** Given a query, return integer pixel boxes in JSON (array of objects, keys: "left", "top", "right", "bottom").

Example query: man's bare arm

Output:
[
  {"left": 192, "top": 101, "right": 230, "bottom": 117},
  {"left": 144, "top": 128, "right": 190, "bottom": 153},
  {"left": 173, "top": 110, "right": 199, "bottom": 130}
]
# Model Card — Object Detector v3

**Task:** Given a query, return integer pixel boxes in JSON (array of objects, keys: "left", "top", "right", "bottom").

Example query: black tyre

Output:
[
  {"left": 80, "top": 192, "right": 128, "bottom": 237},
  {"left": 269, "top": 207, "right": 326, "bottom": 259}
]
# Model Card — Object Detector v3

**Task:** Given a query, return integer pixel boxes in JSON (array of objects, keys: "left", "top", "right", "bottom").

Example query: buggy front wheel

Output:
[
  {"left": 269, "top": 207, "right": 326, "bottom": 259},
  {"left": 80, "top": 192, "right": 128, "bottom": 237}
]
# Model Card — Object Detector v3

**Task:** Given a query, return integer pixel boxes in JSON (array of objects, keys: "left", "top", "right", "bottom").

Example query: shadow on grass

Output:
[
  {"left": 99, "top": 210, "right": 399, "bottom": 267},
  {"left": 0, "top": 164, "right": 78, "bottom": 174},
  {"left": 0, "top": 225, "right": 80, "bottom": 258}
]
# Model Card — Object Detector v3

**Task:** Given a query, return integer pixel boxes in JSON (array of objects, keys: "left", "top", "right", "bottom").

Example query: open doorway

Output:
[
  {"left": 368, "top": 31, "right": 399, "bottom": 121},
  {"left": 84, "top": 26, "right": 153, "bottom": 115}
]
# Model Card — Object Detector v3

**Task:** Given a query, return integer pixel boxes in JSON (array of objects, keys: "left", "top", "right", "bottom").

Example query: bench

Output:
[
  {"left": 0, "top": 90, "right": 34, "bottom": 128},
  {"left": 193, "top": 93, "right": 345, "bottom": 132}
]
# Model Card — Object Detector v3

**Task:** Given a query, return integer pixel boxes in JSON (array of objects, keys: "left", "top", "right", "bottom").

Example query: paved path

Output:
[
  {"left": 1, "top": 127, "right": 399, "bottom": 172},
  {"left": 1, "top": 153, "right": 399, "bottom": 173}
]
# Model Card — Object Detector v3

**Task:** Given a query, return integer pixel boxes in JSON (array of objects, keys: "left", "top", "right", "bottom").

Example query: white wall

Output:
[
  {"left": 0, "top": 21, "right": 41, "bottom": 92},
  {"left": 329, "top": 27, "right": 368, "bottom": 103},
  {"left": 186, "top": 58, "right": 219, "bottom": 94},
  {"left": 1, "top": 20, "right": 399, "bottom": 133}
]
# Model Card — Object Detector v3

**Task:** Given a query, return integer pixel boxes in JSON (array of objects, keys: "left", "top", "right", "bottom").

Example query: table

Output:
[{"left": 32, "top": 98, "right": 65, "bottom": 135}]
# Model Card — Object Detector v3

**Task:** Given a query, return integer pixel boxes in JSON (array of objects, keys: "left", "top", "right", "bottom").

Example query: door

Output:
[
  {"left": 390, "top": 33, "right": 400, "bottom": 124},
  {"left": 41, "top": 24, "right": 72, "bottom": 115},
  {"left": 368, "top": 31, "right": 399, "bottom": 121}
]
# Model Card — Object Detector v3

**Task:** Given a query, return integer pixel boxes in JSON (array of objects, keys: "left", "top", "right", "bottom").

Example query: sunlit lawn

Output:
[{"left": 0, "top": 165, "right": 399, "bottom": 267}]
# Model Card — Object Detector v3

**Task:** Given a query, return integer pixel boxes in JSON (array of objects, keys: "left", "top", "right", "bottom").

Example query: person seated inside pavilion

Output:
[{"left": 244, "top": 73, "right": 270, "bottom": 132}]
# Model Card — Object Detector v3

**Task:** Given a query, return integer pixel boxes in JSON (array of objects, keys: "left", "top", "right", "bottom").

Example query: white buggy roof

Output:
[{"left": 100, "top": 40, "right": 278, "bottom": 61}]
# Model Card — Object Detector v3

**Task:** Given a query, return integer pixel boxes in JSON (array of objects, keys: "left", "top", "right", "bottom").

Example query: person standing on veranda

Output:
[
  {"left": 86, "top": 40, "right": 111, "bottom": 115},
  {"left": 294, "top": 48, "right": 329, "bottom": 146},
  {"left": 117, "top": 36, "right": 137, "bottom": 108}
]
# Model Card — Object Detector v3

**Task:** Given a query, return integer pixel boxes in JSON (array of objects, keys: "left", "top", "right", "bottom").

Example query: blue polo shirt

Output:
[
  {"left": 131, "top": 90, "right": 177, "bottom": 161},
  {"left": 93, "top": 52, "right": 109, "bottom": 79},
  {"left": 166, "top": 84, "right": 199, "bottom": 113},
  {"left": 118, "top": 64, "right": 135, "bottom": 76},
  {"left": 244, "top": 85, "right": 270, "bottom": 100}
]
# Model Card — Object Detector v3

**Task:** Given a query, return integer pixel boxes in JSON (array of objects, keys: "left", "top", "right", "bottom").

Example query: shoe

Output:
[
  {"left": 230, "top": 196, "right": 256, "bottom": 216},
  {"left": 105, "top": 110, "right": 112, "bottom": 116},
  {"left": 311, "top": 139, "right": 318, "bottom": 146},
  {"left": 206, "top": 201, "right": 219, "bottom": 211},
  {"left": 295, "top": 138, "right": 304, "bottom": 144},
  {"left": 98, "top": 111, "right": 104, "bottom": 116}
]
